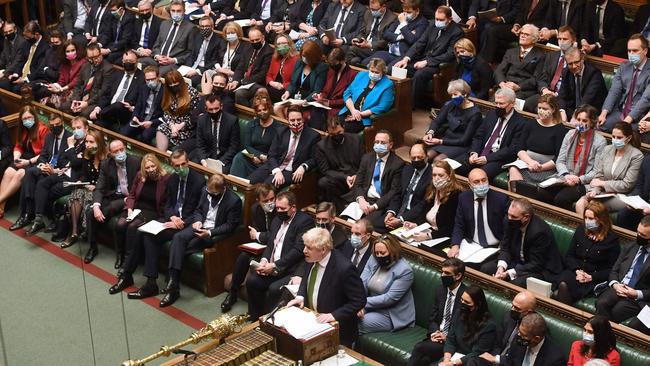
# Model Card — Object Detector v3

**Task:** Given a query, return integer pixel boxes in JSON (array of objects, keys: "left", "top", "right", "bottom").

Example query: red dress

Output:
[{"left": 567, "top": 340, "right": 620, "bottom": 366}]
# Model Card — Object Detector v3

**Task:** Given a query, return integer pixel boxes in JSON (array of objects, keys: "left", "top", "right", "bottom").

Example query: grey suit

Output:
[
  {"left": 601, "top": 61, "right": 650, "bottom": 131},
  {"left": 587, "top": 144, "right": 643, "bottom": 212},
  {"left": 359, "top": 256, "right": 415, "bottom": 334},
  {"left": 494, "top": 46, "right": 545, "bottom": 100},
  {"left": 555, "top": 129, "right": 607, "bottom": 185},
  {"left": 146, "top": 19, "right": 196, "bottom": 74},
  {"left": 345, "top": 9, "right": 397, "bottom": 65},
  {"left": 67, "top": 60, "right": 115, "bottom": 117}
]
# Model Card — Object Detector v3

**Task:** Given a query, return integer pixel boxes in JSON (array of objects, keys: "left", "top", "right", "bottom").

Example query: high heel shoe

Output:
[{"left": 60, "top": 234, "right": 79, "bottom": 248}]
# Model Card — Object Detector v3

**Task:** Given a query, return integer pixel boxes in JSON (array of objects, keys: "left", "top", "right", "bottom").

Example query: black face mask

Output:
[
  {"left": 4, "top": 32, "right": 15, "bottom": 41},
  {"left": 123, "top": 62, "right": 137, "bottom": 72},
  {"left": 495, "top": 107, "right": 507, "bottom": 118},
  {"left": 169, "top": 84, "right": 181, "bottom": 94},
  {"left": 516, "top": 335, "right": 530, "bottom": 347},
  {"left": 251, "top": 41, "right": 263, "bottom": 50},
  {"left": 277, "top": 211, "right": 290, "bottom": 222},
  {"left": 331, "top": 133, "right": 344, "bottom": 144},
  {"left": 209, "top": 192, "right": 222, "bottom": 200},
  {"left": 459, "top": 303, "right": 472, "bottom": 313},
  {"left": 508, "top": 219, "right": 522, "bottom": 231},
  {"left": 50, "top": 125, "right": 63, "bottom": 136},
  {"left": 637, "top": 235, "right": 649, "bottom": 247},
  {"left": 26, "top": 37, "right": 37, "bottom": 45},
  {"left": 510, "top": 309, "right": 521, "bottom": 322},
  {"left": 376, "top": 255, "right": 391, "bottom": 268},
  {"left": 411, "top": 159, "right": 426, "bottom": 171},
  {"left": 330, "top": 63, "right": 342, "bottom": 72},
  {"left": 209, "top": 111, "right": 221, "bottom": 121},
  {"left": 441, "top": 274, "right": 455, "bottom": 288},
  {"left": 212, "top": 86, "right": 225, "bottom": 96},
  {"left": 140, "top": 12, "right": 152, "bottom": 20}
]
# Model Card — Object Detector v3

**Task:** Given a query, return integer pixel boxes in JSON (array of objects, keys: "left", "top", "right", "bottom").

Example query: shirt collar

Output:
[
  {"left": 528, "top": 337, "right": 545, "bottom": 355},
  {"left": 318, "top": 251, "right": 332, "bottom": 267},
  {"left": 449, "top": 283, "right": 461, "bottom": 296},
  {"left": 375, "top": 152, "right": 389, "bottom": 162}
]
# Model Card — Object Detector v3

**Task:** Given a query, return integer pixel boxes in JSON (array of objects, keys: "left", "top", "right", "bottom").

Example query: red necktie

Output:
[
  {"left": 550, "top": 57, "right": 565, "bottom": 91},
  {"left": 622, "top": 68, "right": 639, "bottom": 118}
]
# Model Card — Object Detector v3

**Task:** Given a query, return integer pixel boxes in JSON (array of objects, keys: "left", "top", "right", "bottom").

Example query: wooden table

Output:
[{"left": 341, "top": 347, "right": 383, "bottom": 366}]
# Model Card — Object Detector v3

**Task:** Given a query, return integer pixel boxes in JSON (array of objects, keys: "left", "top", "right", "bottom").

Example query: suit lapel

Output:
[
  {"left": 611, "top": 147, "right": 631, "bottom": 178},
  {"left": 317, "top": 254, "right": 336, "bottom": 308}
]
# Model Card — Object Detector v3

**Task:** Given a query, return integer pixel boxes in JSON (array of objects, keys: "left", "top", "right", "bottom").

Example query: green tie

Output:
[{"left": 307, "top": 263, "right": 320, "bottom": 308}]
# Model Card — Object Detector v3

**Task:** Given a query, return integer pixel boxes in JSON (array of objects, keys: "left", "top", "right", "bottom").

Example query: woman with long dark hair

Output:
[
  {"left": 155, "top": 70, "right": 200, "bottom": 151},
  {"left": 567, "top": 315, "right": 620, "bottom": 366},
  {"left": 440, "top": 285, "right": 496, "bottom": 366},
  {"left": 44, "top": 40, "right": 86, "bottom": 109}
]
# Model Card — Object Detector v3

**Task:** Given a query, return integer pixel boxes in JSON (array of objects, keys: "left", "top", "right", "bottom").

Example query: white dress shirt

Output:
[{"left": 308, "top": 251, "right": 331, "bottom": 310}]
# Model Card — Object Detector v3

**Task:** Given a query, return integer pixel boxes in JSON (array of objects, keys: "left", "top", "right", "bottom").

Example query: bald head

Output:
[
  {"left": 512, "top": 290, "right": 537, "bottom": 314},
  {"left": 468, "top": 168, "right": 488, "bottom": 187},
  {"left": 410, "top": 143, "right": 426, "bottom": 162}
]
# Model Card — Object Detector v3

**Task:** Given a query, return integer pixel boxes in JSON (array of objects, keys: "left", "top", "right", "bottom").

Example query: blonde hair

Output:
[
  {"left": 140, "top": 153, "right": 167, "bottom": 182},
  {"left": 303, "top": 227, "right": 333, "bottom": 251},
  {"left": 454, "top": 38, "right": 476, "bottom": 56}
]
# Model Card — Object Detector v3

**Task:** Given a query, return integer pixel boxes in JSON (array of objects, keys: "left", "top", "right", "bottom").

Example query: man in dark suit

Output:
[
  {"left": 343, "top": 129, "right": 404, "bottom": 229},
  {"left": 290, "top": 227, "right": 366, "bottom": 347},
  {"left": 371, "top": 0, "right": 428, "bottom": 66},
  {"left": 0, "top": 21, "right": 50, "bottom": 94},
  {"left": 194, "top": 94, "right": 240, "bottom": 173},
  {"left": 617, "top": 155, "right": 650, "bottom": 231},
  {"left": 315, "top": 201, "right": 348, "bottom": 249},
  {"left": 85, "top": 139, "right": 141, "bottom": 264},
  {"left": 84, "top": 0, "right": 115, "bottom": 48},
  {"left": 246, "top": 191, "right": 313, "bottom": 320},
  {"left": 540, "top": 0, "right": 585, "bottom": 43},
  {"left": 110, "top": 149, "right": 205, "bottom": 298},
  {"left": 557, "top": 46, "right": 606, "bottom": 119},
  {"left": 318, "top": 0, "right": 366, "bottom": 53},
  {"left": 596, "top": 215, "right": 650, "bottom": 334},
  {"left": 131, "top": 0, "right": 162, "bottom": 64},
  {"left": 159, "top": 174, "right": 242, "bottom": 307},
  {"left": 92, "top": 50, "right": 145, "bottom": 129},
  {"left": 345, "top": 0, "right": 397, "bottom": 66},
  {"left": 478, "top": 313, "right": 565, "bottom": 366},
  {"left": 494, "top": 24, "right": 546, "bottom": 107},
  {"left": 408, "top": 258, "right": 467, "bottom": 366},
  {"left": 461, "top": 88, "right": 524, "bottom": 180},
  {"left": 0, "top": 22, "right": 27, "bottom": 80},
  {"left": 393, "top": 6, "right": 463, "bottom": 109},
  {"left": 470, "top": 290, "right": 538, "bottom": 366},
  {"left": 597, "top": 34, "right": 650, "bottom": 132},
  {"left": 102, "top": 0, "right": 135, "bottom": 65},
  {"left": 120, "top": 65, "right": 164, "bottom": 142},
  {"left": 10, "top": 116, "right": 71, "bottom": 232},
  {"left": 478, "top": 0, "right": 521, "bottom": 63},
  {"left": 339, "top": 218, "right": 374, "bottom": 272},
  {"left": 63, "top": 0, "right": 91, "bottom": 46},
  {"left": 232, "top": 27, "right": 273, "bottom": 105},
  {"left": 384, "top": 143, "right": 431, "bottom": 231},
  {"left": 315, "top": 118, "right": 363, "bottom": 212},
  {"left": 66, "top": 42, "right": 115, "bottom": 117},
  {"left": 221, "top": 184, "right": 277, "bottom": 312},
  {"left": 483, "top": 198, "right": 563, "bottom": 287},
  {"left": 185, "top": 17, "right": 225, "bottom": 87},
  {"left": 579, "top": 0, "right": 627, "bottom": 57},
  {"left": 448, "top": 168, "right": 509, "bottom": 260},
  {"left": 146, "top": 0, "right": 196, "bottom": 75},
  {"left": 249, "top": 106, "right": 321, "bottom": 189},
  {"left": 209, "top": 0, "right": 236, "bottom": 18}
]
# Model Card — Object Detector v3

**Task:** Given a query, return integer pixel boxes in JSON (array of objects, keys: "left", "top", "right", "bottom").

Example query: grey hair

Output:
[
  {"left": 495, "top": 87, "right": 516, "bottom": 103},
  {"left": 447, "top": 79, "right": 471, "bottom": 96},
  {"left": 521, "top": 24, "right": 540, "bottom": 42},
  {"left": 512, "top": 198, "right": 534, "bottom": 217},
  {"left": 137, "top": 0, "right": 152, "bottom": 7},
  {"left": 564, "top": 47, "right": 583, "bottom": 60},
  {"left": 521, "top": 313, "right": 546, "bottom": 337}
]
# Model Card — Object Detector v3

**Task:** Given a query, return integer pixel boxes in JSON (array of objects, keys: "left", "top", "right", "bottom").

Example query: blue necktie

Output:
[
  {"left": 373, "top": 159, "right": 382, "bottom": 195},
  {"left": 143, "top": 20, "right": 150, "bottom": 49},
  {"left": 642, "top": 17, "right": 650, "bottom": 40},
  {"left": 628, "top": 247, "right": 648, "bottom": 288}
]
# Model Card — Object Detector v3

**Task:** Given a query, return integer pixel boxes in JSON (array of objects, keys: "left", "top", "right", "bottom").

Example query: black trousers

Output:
[
  {"left": 317, "top": 175, "right": 350, "bottom": 213},
  {"left": 85, "top": 196, "right": 125, "bottom": 247},
  {"left": 168, "top": 226, "right": 213, "bottom": 271},
  {"left": 96, "top": 103, "right": 133, "bottom": 131},
  {"left": 248, "top": 168, "right": 293, "bottom": 190},
  {"left": 18, "top": 166, "right": 44, "bottom": 217},
  {"left": 246, "top": 271, "right": 292, "bottom": 319},
  {"left": 480, "top": 259, "right": 540, "bottom": 288},
  {"left": 457, "top": 161, "right": 504, "bottom": 181},
  {"left": 596, "top": 287, "right": 647, "bottom": 323},
  {"left": 138, "top": 228, "right": 180, "bottom": 279},
  {"left": 34, "top": 174, "right": 72, "bottom": 217},
  {"left": 230, "top": 252, "right": 254, "bottom": 292},
  {"left": 617, "top": 207, "right": 644, "bottom": 231},
  {"left": 407, "top": 339, "right": 444, "bottom": 366}
]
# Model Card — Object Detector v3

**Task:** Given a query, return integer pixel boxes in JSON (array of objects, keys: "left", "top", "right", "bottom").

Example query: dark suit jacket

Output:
[
  {"left": 481, "top": 0, "right": 520, "bottom": 24},
  {"left": 405, "top": 21, "right": 464, "bottom": 67},
  {"left": 444, "top": 316, "right": 497, "bottom": 362},
  {"left": 425, "top": 0, "right": 478, "bottom": 21},
  {"left": 247, "top": 0, "right": 283, "bottom": 20},
  {"left": 501, "top": 336, "right": 566, "bottom": 366},
  {"left": 187, "top": 188, "right": 242, "bottom": 237},
  {"left": 557, "top": 62, "right": 606, "bottom": 118},
  {"left": 563, "top": 226, "right": 620, "bottom": 284},
  {"left": 30, "top": 45, "right": 61, "bottom": 83},
  {"left": 493, "top": 315, "right": 518, "bottom": 354},
  {"left": 494, "top": 46, "right": 545, "bottom": 98},
  {"left": 93, "top": 155, "right": 141, "bottom": 204},
  {"left": 631, "top": 155, "right": 650, "bottom": 201},
  {"left": 609, "top": 241, "right": 650, "bottom": 297},
  {"left": 454, "top": 56, "right": 493, "bottom": 100},
  {"left": 451, "top": 189, "right": 509, "bottom": 246},
  {"left": 387, "top": 164, "right": 432, "bottom": 222},
  {"left": 210, "top": 0, "right": 237, "bottom": 16},
  {"left": 265, "top": 127, "right": 320, "bottom": 172},
  {"left": 98, "top": 69, "right": 145, "bottom": 108},
  {"left": 631, "top": 4, "right": 650, "bottom": 34},
  {"left": 125, "top": 171, "right": 170, "bottom": 217},
  {"left": 470, "top": 109, "right": 525, "bottom": 164},
  {"left": 0, "top": 34, "right": 26, "bottom": 71},
  {"left": 195, "top": 111, "right": 240, "bottom": 166},
  {"left": 163, "top": 169, "right": 206, "bottom": 224},
  {"left": 63, "top": 0, "right": 85, "bottom": 34},
  {"left": 131, "top": 15, "right": 162, "bottom": 50},
  {"left": 287, "top": 61, "right": 329, "bottom": 101},
  {"left": 580, "top": 0, "right": 627, "bottom": 56},
  {"left": 133, "top": 83, "right": 164, "bottom": 122},
  {"left": 11, "top": 38, "right": 50, "bottom": 78},
  {"left": 106, "top": 11, "right": 135, "bottom": 53},
  {"left": 547, "top": 0, "right": 585, "bottom": 34},
  {"left": 298, "top": 250, "right": 366, "bottom": 346},
  {"left": 0, "top": 120, "right": 12, "bottom": 165},
  {"left": 37, "top": 130, "right": 72, "bottom": 167},
  {"left": 498, "top": 214, "right": 564, "bottom": 277},
  {"left": 152, "top": 19, "right": 196, "bottom": 65},
  {"left": 251, "top": 202, "right": 275, "bottom": 244},
  {"left": 72, "top": 60, "right": 115, "bottom": 106},
  {"left": 427, "top": 283, "right": 466, "bottom": 335},
  {"left": 188, "top": 33, "right": 226, "bottom": 72},
  {"left": 84, "top": 0, "right": 115, "bottom": 46},
  {"left": 537, "top": 50, "right": 563, "bottom": 93},
  {"left": 290, "top": 0, "right": 330, "bottom": 31},
  {"left": 339, "top": 240, "right": 372, "bottom": 271},
  {"left": 346, "top": 151, "right": 404, "bottom": 209},
  {"left": 318, "top": 1, "right": 367, "bottom": 45},
  {"left": 315, "top": 133, "right": 363, "bottom": 179},
  {"left": 262, "top": 211, "right": 313, "bottom": 276},
  {"left": 382, "top": 14, "right": 428, "bottom": 57},
  {"left": 356, "top": 9, "right": 397, "bottom": 51},
  {"left": 233, "top": 42, "right": 273, "bottom": 85},
  {"left": 514, "top": 0, "right": 551, "bottom": 28},
  {"left": 419, "top": 190, "right": 460, "bottom": 239}
]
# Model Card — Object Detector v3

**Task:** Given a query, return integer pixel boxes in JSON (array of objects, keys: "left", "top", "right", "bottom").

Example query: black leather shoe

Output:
[
  {"left": 160, "top": 281, "right": 178, "bottom": 294},
  {"left": 127, "top": 284, "right": 159, "bottom": 300},
  {"left": 25, "top": 220, "right": 46, "bottom": 236},
  {"left": 159, "top": 290, "right": 180, "bottom": 307},
  {"left": 109, "top": 275, "right": 134, "bottom": 295},
  {"left": 220, "top": 292, "right": 238, "bottom": 312},
  {"left": 9, "top": 215, "right": 32, "bottom": 231},
  {"left": 44, "top": 222, "right": 57, "bottom": 233},
  {"left": 114, "top": 253, "right": 124, "bottom": 269},
  {"left": 84, "top": 247, "right": 98, "bottom": 264},
  {"left": 60, "top": 234, "right": 78, "bottom": 248},
  {"left": 51, "top": 232, "right": 66, "bottom": 242}
]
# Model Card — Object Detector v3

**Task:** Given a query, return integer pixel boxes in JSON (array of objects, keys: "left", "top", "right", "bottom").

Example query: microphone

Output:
[{"left": 265, "top": 298, "right": 289, "bottom": 324}]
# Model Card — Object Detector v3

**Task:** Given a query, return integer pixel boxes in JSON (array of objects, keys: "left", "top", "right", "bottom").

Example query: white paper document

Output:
[
  {"left": 240, "top": 242, "right": 267, "bottom": 250},
  {"left": 274, "top": 98, "right": 307, "bottom": 107},
  {"left": 391, "top": 66, "right": 407, "bottom": 79},
  {"left": 127, "top": 209, "right": 141, "bottom": 222},
  {"left": 458, "top": 239, "right": 499, "bottom": 264},
  {"left": 514, "top": 98, "right": 525, "bottom": 111},
  {"left": 269, "top": 306, "right": 334, "bottom": 340},
  {"left": 341, "top": 202, "right": 364, "bottom": 220},
  {"left": 235, "top": 83, "right": 255, "bottom": 91},
  {"left": 502, "top": 159, "right": 529, "bottom": 170},
  {"left": 282, "top": 284, "right": 300, "bottom": 296},
  {"left": 593, "top": 193, "right": 616, "bottom": 199},
  {"left": 451, "top": 353, "right": 465, "bottom": 362},
  {"left": 306, "top": 101, "right": 332, "bottom": 110},
  {"left": 315, "top": 353, "right": 359, "bottom": 366},
  {"left": 617, "top": 194, "right": 650, "bottom": 210},
  {"left": 205, "top": 158, "right": 224, "bottom": 173},
  {"left": 538, "top": 176, "right": 565, "bottom": 188},
  {"left": 398, "top": 223, "right": 432, "bottom": 239},
  {"left": 526, "top": 277, "right": 553, "bottom": 298},
  {"left": 638, "top": 305, "right": 650, "bottom": 328},
  {"left": 288, "top": 29, "right": 301, "bottom": 40},
  {"left": 177, "top": 65, "right": 197, "bottom": 76},
  {"left": 234, "top": 19, "right": 252, "bottom": 27},
  {"left": 137, "top": 220, "right": 167, "bottom": 235},
  {"left": 443, "top": 158, "right": 462, "bottom": 170},
  {"left": 419, "top": 237, "right": 450, "bottom": 248},
  {"left": 62, "top": 181, "right": 90, "bottom": 188}
]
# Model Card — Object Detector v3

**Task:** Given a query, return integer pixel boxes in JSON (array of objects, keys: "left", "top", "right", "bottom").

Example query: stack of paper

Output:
[
  {"left": 340, "top": 202, "right": 364, "bottom": 221},
  {"left": 137, "top": 220, "right": 167, "bottom": 235},
  {"left": 617, "top": 194, "right": 650, "bottom": 210},
  {"left": 205, "top": 158, "right": 224, "bottom": 173},
  {"left": 457, "top": 239, "right": 499, "bottom": 264},
  {"left": 270, "top": 307, "right": 334, "bottom": 340},
  {"left": 502, "top": 159, "right": 529, "bottom": 170},
  {"left": 419, "top": 237, "right": 450, "bottom": 248},
  {"left": 443, "top": 158, "right": 462, "bottom": 170},
  {"left": 538, "top": 176, "right": 565, "bottom": 188}
]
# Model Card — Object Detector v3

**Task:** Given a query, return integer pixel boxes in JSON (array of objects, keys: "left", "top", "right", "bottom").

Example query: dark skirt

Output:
[
  {"left": 557, "top": 269, "right": 597, "bottom": 302},
  {"left": 431, "top": 145, "right": 470, "bottom": 160}
]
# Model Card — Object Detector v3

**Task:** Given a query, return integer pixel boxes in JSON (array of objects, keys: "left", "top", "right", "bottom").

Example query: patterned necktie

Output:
[
  {"left": 175, "top": 179, "right": 186, "bottom": 217},
  {"left": 442, "top": 290, "right": 453, "bottom": 335},
  {"left": 336, "top": 8, "right": 348, "bottom": 38},
  {"left": 143, "top": 20, "right": 150, "bottom": 48},
  {"left": 575, "top": 75, "right": 582, "bottom": 107},
  {"left": 278, "top": 134, "right": 298, "bottom": 171},
  {"left": 352, "top": 249, "right": 361, "bottom": 267},
  {"left": 480, "top": 118, "right": 505, "bottom": 157},
  {"left": 22, "top": 44, "right": 36, "bottom": 78},
  {"left": 628, "top": 247, "right": 648, "bottom": 288}
]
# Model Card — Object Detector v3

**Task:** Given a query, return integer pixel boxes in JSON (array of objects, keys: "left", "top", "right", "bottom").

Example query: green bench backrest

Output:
[
  {"left": 603, "top": 72, "right": 614, "bottom": 91},
  {"left": 239, "top": 118, "right": 250, "bottom": 145},
  {"left": 546, "top": 221, "right": 576, "bottom": 257},
  {"left": 406, "top": 259, "right": 441, "bottom": 328}
]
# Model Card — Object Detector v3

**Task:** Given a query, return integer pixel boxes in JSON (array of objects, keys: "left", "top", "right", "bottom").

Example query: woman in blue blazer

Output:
[
  {"left": 339, "top": 58, "right": 395, "bottom": 133},
  {"left": 359, "top": 234, "right": 415, "bottom": 334}
]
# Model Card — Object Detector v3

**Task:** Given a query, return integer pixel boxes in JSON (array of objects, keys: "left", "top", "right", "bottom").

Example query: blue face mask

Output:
[
  {"left": 472, "top": 184, "right": 489, "bottom": 197},
  {"left": 434, "top": 20, "right": 446, "bottom": 29},
  {"left": 582, "top": 332, "right": 594, "bottom": 346},
  {"left": 22, "top": 118, "right": 35, "bottom": 129},
  {"left": 405, "top": 13, "right": 414, "bottom": 21},
  {"left": 368, "top": 71, "right": 382, "bottom": 82},
  {"left": 373, "top": 143, "right": 388, "bottom": 155},
  {"left": 73, "top": 128, "right": 86, "bottom": 140},
  {"left": 170, "top": 11, "right": 183, "bottom": 23},
  {"left": 350, "top": 234, "right": 363, "bottom": 248},
  {"left": 371, "top": 9, "right": 383, "bottom": 18},
  {"left": 576, "top": 124, "right": 588, "bottom": 133},
  {"left": 146, "top": 80, "right": 159, "bottom": 90},
  {"left": 450, "top": 95, "right": 464, "bottom": 106},
  {"left": 629, "top": 53, "right": 642, "bottom": 66},
  {"left": 611, "top": 137, "right": 626, "bottom": 150},
  {"left": 226, "top": 33, "right": 238, "bottom": 43},
  {"left": 584, "top": 218, "right": 599, "bottom": 231},
  {"left": 114, "top": 151, "right": 127, "bottom": 163}
]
